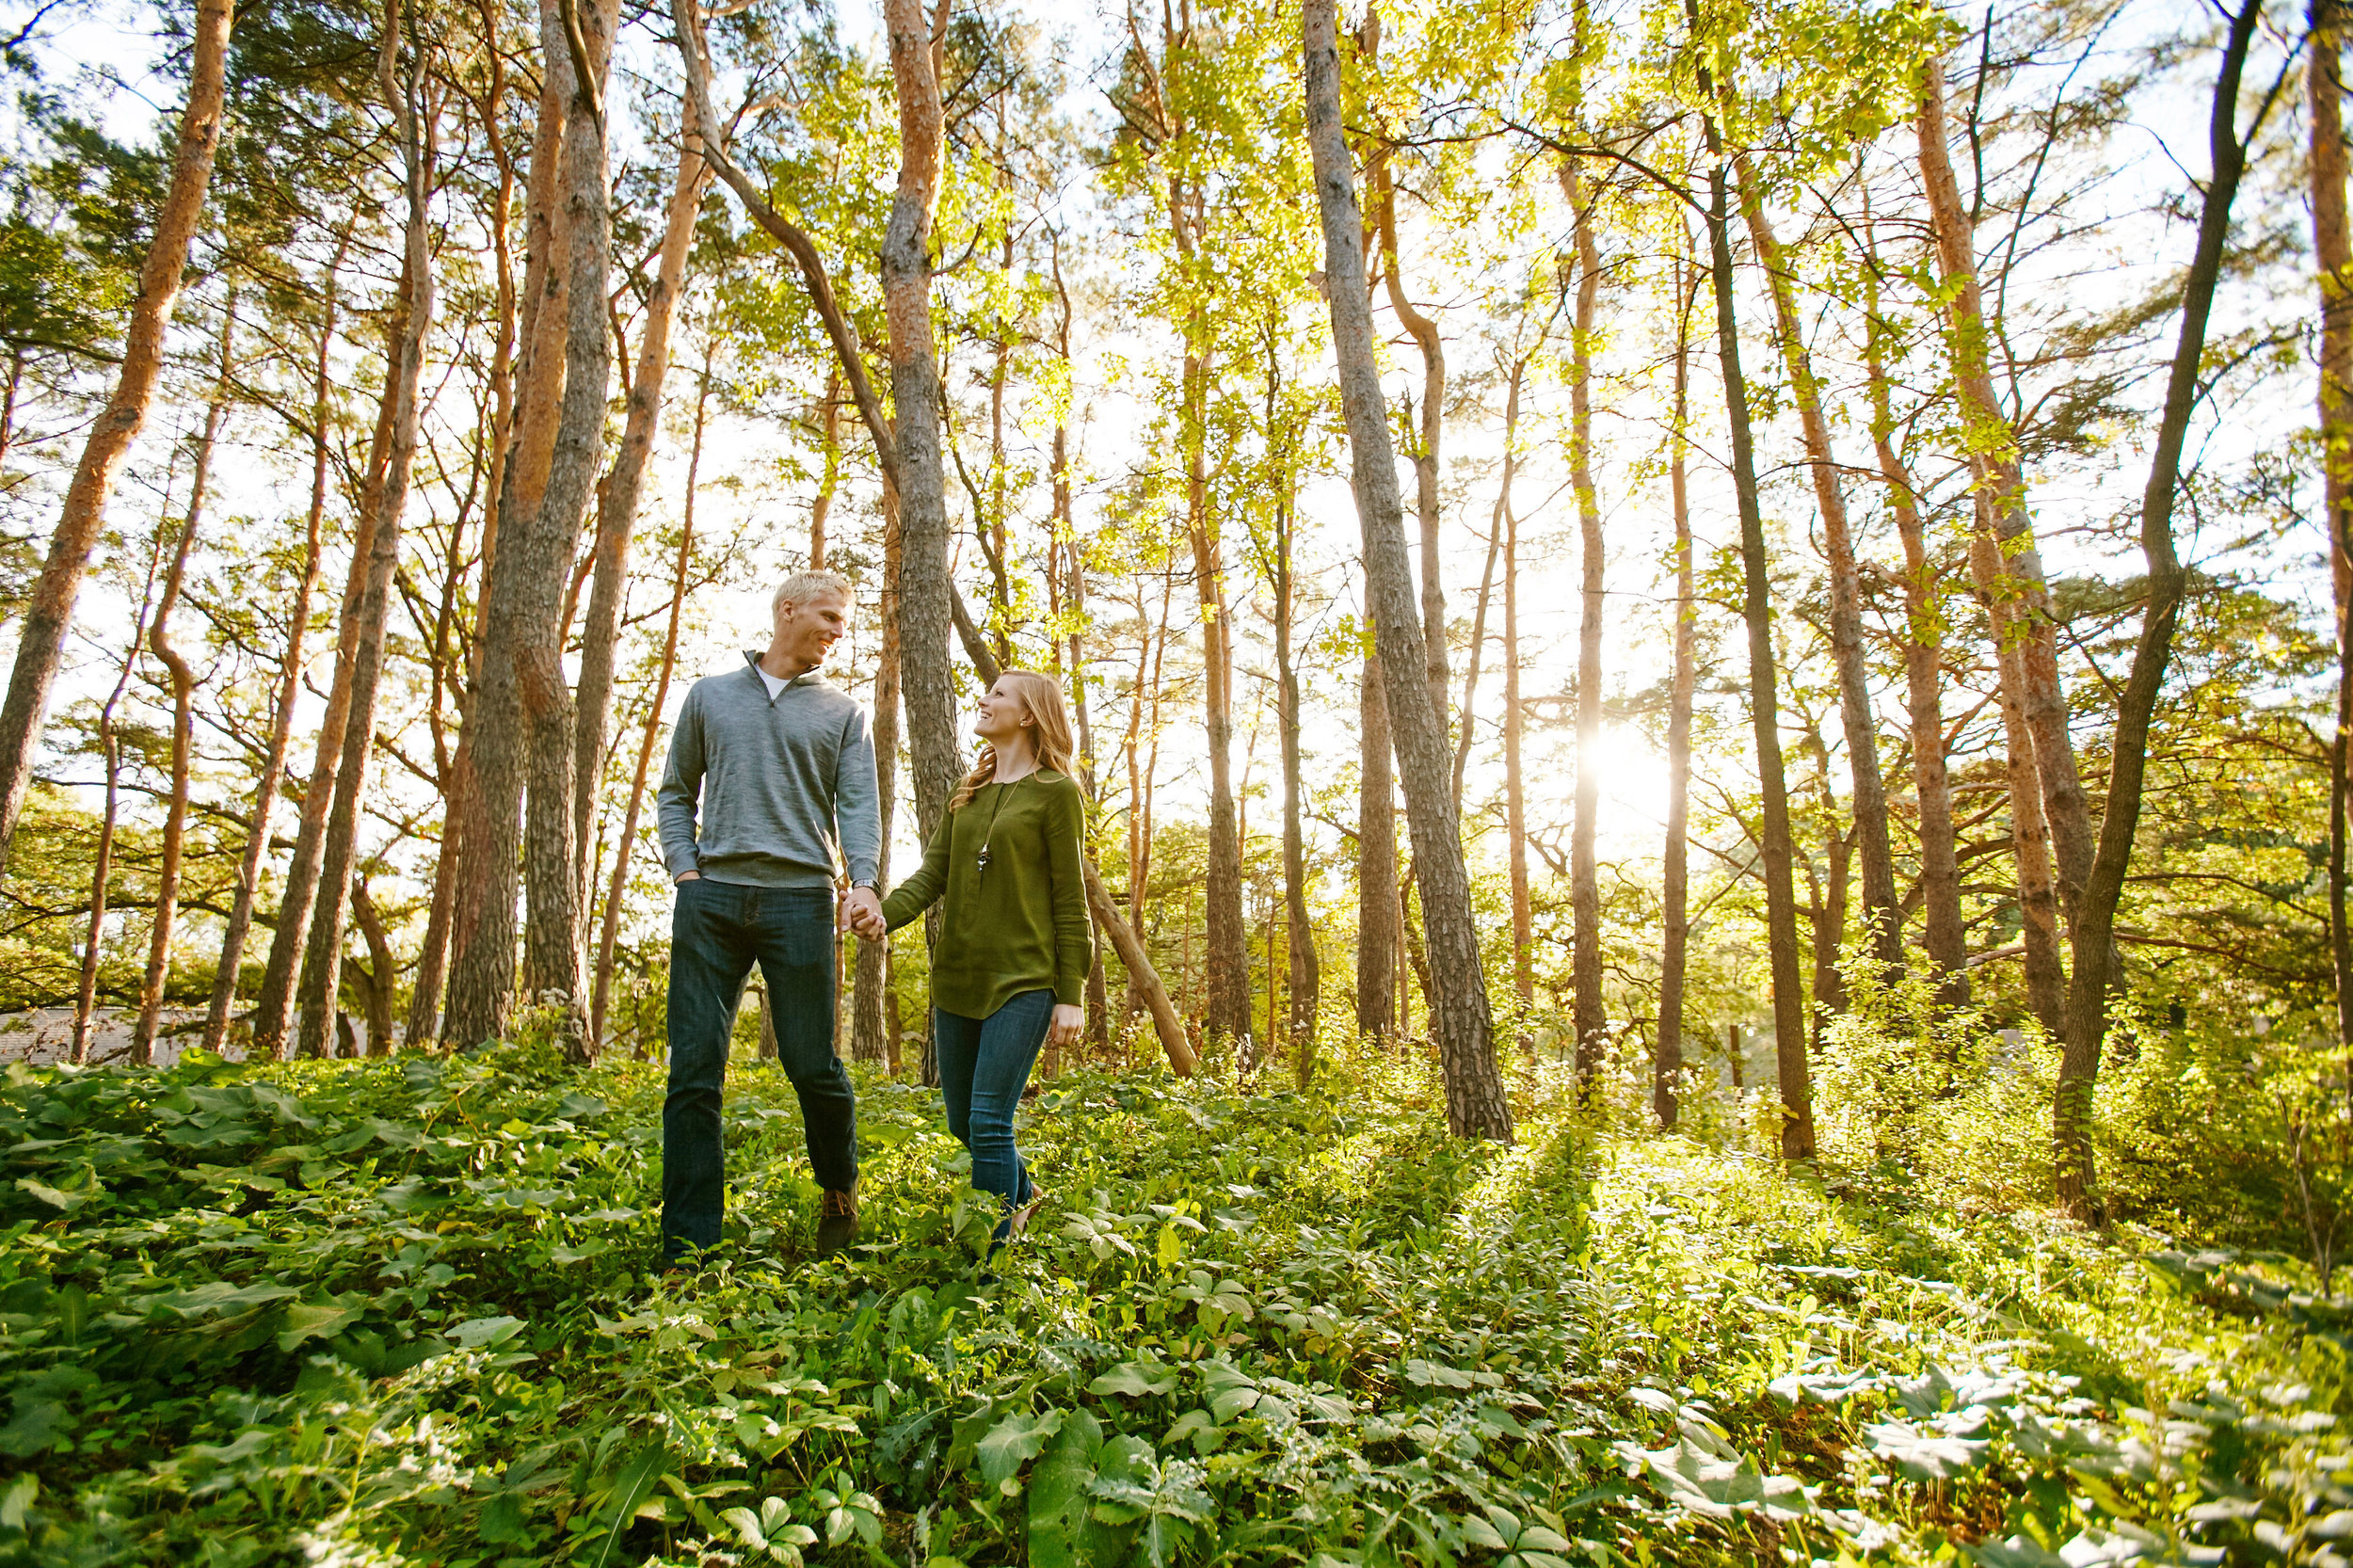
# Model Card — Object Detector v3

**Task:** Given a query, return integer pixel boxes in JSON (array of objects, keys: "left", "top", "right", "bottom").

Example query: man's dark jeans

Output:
[{"left": 663, "top": 879, "right": 856, "bottom": 1262}]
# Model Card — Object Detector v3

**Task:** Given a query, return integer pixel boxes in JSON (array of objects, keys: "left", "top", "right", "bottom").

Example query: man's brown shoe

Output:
[{"left": 816, "top": 1188, "right": 859, "bottom": 1256}]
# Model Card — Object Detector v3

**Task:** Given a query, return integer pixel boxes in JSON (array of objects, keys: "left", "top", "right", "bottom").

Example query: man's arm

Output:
[
  {"left": 654, "top": 687, "right": 706, "bottom": 882},
  {"left": 833, "top": 703, "right": 883, "bottom": 888}
]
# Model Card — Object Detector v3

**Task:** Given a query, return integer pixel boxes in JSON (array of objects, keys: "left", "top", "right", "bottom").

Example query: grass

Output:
[{"left": 0, "top": 1033, "right": 2346, "bottom": 1567}]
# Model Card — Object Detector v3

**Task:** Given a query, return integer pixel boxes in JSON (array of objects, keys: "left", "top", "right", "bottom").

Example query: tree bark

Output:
[
  {"left": 880, "top": 0, "right": 961, "bottom": 852},
  {"left": 1305, "top": 0, "right": 1510, "bottom": 1139},
  {"left": 1500, "top": 360, "right": 1533, "bottom": 1071},
  {"left": 2055, "top": 0, "right": 2266, "bottom": 1217},
  {"left": 205, "top": 233, "right": 347, "bottom": 1054},
  {"left": 2313, "top": 0, "right": 2353, "bottom": 1063},
  {"left": 591, "top": 347, "right": 710, "bottom": 1047},
  {"left": 1691, "top": 16, "right": 1813, "bottom": 1157},
  {"left": 252, "top": 303, "right": 402, "bottom": 1060},
  {"left": 0, "top": 0, "right": 232, "bottom": 882},
  {"left": 1657, "top": 247, "right": 1698, "bottom": 1128},
  {"left": 1863, "top": 239, "right": 1969, "bottom": 1005},
  {"left": 74, "top": 533, "right": 168, "bottom": 1064},
  {"left": 571, "top": 94, "right": 707, "bottom": 908},
  {"left": 1273, "top": 423, "right": 1319, "bottom": 1083},
  {"left": 351, "top": 878, "right": 397, "bottom": 1055},
  {"left": 295, "top": 25, "right": 435, "bottom": 1059},
  {"left": 1562, "top": 152, "right": 1609, "bottom": 1088},
  {"left": 516, "top": 0, "right": 618, "bottom": 1051},
  {"left": 1916, "top": 59, "right": 2096, "bottom": 923},
  {"left": 444, "top": 3, "right": 584, "bottom": 1049},
  {"left": 1735, "top": 156, "right": 1901, "bottom": 974},
  {"left": 133, "top": 298, "right": 235, "bottom": 1064},
  {"left": 1375, "top": 155, "right": 1449, "bottom": 725},
  {"left": 1357, "top": 653, "right": 1400, "bottom": 1043}
]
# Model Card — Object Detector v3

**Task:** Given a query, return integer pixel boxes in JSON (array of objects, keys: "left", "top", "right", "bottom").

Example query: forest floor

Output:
[{"left": 0, "top": 1037, "right": 2343, "bottom": 1567}]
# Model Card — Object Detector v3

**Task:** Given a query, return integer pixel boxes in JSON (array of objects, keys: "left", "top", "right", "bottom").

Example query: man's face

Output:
[{"left": 776, "top": 591, "right": 851, "bottom": 669}]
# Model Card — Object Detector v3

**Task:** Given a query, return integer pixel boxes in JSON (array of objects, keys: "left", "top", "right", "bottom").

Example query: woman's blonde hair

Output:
[{"left": 950, "top": 669, "right": 1079, "bottom": 810}]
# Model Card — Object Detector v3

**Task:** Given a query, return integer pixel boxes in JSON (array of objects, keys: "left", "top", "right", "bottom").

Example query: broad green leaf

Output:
[
  {"left": 1090, "top": 1362, "right": 1178, "bottom": 1398},
  {"left": 977, "top": 1408, "right": 1066, "bottom": 1490}
]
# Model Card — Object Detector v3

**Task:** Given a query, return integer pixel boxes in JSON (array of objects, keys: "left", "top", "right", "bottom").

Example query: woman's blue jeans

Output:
[
  {"left": 663, "top": 880, "right": 856, "bottom": 1263},
  {"left": 935, "top": 989, "right": 1054, "bottom": 1240}
]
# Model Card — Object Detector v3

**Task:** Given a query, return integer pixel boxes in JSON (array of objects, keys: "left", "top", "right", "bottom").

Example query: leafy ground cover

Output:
[{"left": 0, "top": 1038, "right": 2348, "bottom": 1567}]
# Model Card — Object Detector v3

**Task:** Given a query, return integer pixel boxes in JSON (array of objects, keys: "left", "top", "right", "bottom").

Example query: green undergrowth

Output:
[{"left": 1, "top": 1040, "right": 2351, "bottom": 1568}]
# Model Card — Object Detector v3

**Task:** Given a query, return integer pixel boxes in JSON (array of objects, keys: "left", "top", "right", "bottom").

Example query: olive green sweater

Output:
[{"left": 880, "top": 768, "right": 1096, "bottom": 1017}]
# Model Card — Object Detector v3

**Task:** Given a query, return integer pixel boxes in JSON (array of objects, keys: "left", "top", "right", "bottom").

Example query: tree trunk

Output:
[
  {"left": 0, "top": 0, "right": 232, "bottom": 881},
  {"left": 591, "top": 346, "right": 711, "bottom": 1047},
  {"left": 1735, "top": 156, "right": 1901, "bottom": 974},
  {"left": 351, "top": 878, "right": 397, "bottom": 1055},
  {"left": 1803, "top": 719, "right": 1853, "bottom": 1038},
  {"left": 1305, "top": 0, "right": 1510, "bottom": 1140},
  {"left": 1183, "top": 334, "right": 1251, "bottom": 1057},
  {"left": 517, "top": 0, "right": 619, "bottom": 1052},
  {"left": 1863, "top": 240, "right": 1969, "bottom": 1005},
  {"left": 1916, "top": 59, "right": 2096, "bottom": 923},
  {"left": 1985, "top": 554, "right": 2071, "bottom": 1037},
  {"left": 1375, "top": 155, "right": 1449, "bottom": 726},
  {"left": 810, "top": 368, "right": 840, "bottom": 568},
  {"left": 1274, "top": 444, "right": 1319, "bottom": 1083},
  {"left": 880, "top": 0, "right": 961, "bottom": 852},
  {"left": 295, "top": 32, "right": 435, "bottom": 1059},
  {"left": 1357, "top": 653, "right": 1400, "bottom": 1043},
  {"left": 205, "top": 232, "right": 348, "bottom": 1054},
  {"left": 1562, "top": 152, "right": 1609, "bottom": 1087},
  {"left": 133, "top": 298, "right": 235, "bottom": 1064},
  {"left": 445, "top": 0, "right": 610, "bottom": 1051},
  {"left": 2313, "top": 0, "right": 2353, "bottom": 1062},
  {"left": 2054, "top": 0, "right": 2265, "bottom": 1217},
  {"left": 252, "top": 302, "right": 403, "bottom": 1060},
  {"left": 74, "top": 534, "right": 169, "bottom": 1064},
  {"left": 571, "top": 97, "right": 707, "bottom": 909},
  {"left": 1691, "top": 20, "right": 1813, "bottom": 1158},
  {"left": 1657, "top": 247, "right": 1698, "bottom": 1129}
]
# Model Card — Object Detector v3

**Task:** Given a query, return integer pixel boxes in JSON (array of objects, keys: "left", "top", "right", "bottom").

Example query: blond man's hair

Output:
[{"left": 772, "top": 569, "right": 853, "bottom": 621}]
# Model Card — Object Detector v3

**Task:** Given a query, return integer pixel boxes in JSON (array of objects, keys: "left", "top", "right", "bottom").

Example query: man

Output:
[{"left": 656, "top": 569, "right": 885, "bottom": 1265}]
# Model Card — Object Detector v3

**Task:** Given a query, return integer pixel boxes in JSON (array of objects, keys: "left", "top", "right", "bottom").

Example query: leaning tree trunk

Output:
[
  {"left": 133, "top": 300, "right": 235, "bottom": 1064},
  {"left": 1916, "top": 59, "right": 2096, "bottom": 924},
  {"left": 2313, "top": 0, "right": 2353, "bottom": 1060},
  {"left": 570, "top": 94, "right": 707, "bottom": 908},
  {"left": 295, "top": 28, "right": 435, "bottom": 1060},
  {"left": 1500, "top": 361, "right": 1533, "bottom": 1068},
  {"left": 880, "top": 0, "right": 962, "bottom": 851},
  {"left": 1562, "top": 152, "right": 1609, "bottom": 1088},
  {"left": 2055, "top": 0, "right": 2264, "bottom": 1217},
  {"left": 1691, "top": 14, "right": 1813, "bottom": 1158},
  {"left": 1736, "top": 156, "right": 1901, "bottom": 974},
  {"left": 1357, "top": 653, "right": 1401, "bottom": 1043},
  {"left": 205, "top": 234, "right": 346, "bottom": 1054},
  {"left": 1657, "top": 246, "right": 1699, "bottom": 1129},
  {"left": 0, "top": 0, "right": 232, "bottom": 882},
  {"left": 1305, "top": 0, "right": 1511, "bottom": 1140}
]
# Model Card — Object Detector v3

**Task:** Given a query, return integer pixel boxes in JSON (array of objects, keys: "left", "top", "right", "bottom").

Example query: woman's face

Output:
[{"left": 973, "top": 679, "right": 1032, "bottom": 744}]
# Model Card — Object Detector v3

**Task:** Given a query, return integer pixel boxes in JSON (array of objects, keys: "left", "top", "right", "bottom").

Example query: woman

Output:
[{"left": 861, "top": 670, "right": 1094, "bottom": 1244}]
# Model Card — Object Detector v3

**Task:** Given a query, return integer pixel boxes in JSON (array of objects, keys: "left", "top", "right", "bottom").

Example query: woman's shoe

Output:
[{"left": 1008, "top": 1186, "right": 1048, "bottom": 1239}]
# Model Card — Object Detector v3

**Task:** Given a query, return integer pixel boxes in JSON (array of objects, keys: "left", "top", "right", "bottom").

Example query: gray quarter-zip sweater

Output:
[{"left": 656, "top": 653, "right": 883, "bottom": 888}]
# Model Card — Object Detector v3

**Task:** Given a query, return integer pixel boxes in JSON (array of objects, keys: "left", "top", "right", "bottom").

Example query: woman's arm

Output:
[
  {"left": 880, "top": 808, "right": 954, "bottom": 931},
  {"left": 1046, "top": 781, "right": 1096, "bottom": 1006}
]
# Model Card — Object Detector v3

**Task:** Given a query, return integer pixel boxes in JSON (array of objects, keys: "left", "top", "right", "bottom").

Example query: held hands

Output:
[
  {"left": 840, "top": 887, "right": 887, "bottom": 941},
  {"left": 1047, "top": 1003, "right": 1083, "bottom": 1049}
]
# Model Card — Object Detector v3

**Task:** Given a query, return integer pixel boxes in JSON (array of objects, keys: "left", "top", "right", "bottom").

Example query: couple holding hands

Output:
[{"left": 654, "top": 570, "right": 1093, "bottom": 1270}]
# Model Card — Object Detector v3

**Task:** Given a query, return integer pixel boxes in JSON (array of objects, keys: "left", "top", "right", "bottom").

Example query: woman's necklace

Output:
[{"left": 975, "top": 773, "right": 1028, "bottom": 882}]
